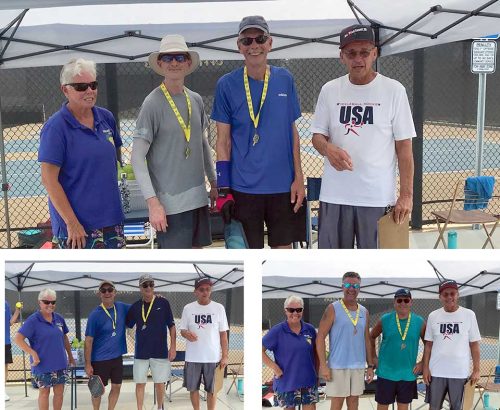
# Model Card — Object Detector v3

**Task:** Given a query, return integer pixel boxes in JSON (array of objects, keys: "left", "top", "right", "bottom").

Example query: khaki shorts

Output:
[
  {"left": 325, "top": 368, "right": 365, "bottom": 397},
  {"left": 133, "top": 358, "right": 171, "bottom": 383}
]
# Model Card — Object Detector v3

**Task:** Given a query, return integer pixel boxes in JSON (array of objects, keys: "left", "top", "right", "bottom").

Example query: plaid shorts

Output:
[
  {"left": 33, "top": 369, "right": 68, "bottom": 388},
  {"left": 274, "top": 385, "right": 319, "bottom": 407},
  {"left": 52, "top": 224, "right": 125, "bottom": 249}
]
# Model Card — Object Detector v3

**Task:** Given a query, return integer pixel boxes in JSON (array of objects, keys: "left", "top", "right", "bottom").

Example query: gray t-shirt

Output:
[{"left": 132, "top": 86, "right": 216, "bottom": 215}]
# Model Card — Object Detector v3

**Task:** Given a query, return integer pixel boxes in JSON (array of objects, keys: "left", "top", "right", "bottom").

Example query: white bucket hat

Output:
[{"left": 148, "top": 34, "right": 200, "bottom": 76}]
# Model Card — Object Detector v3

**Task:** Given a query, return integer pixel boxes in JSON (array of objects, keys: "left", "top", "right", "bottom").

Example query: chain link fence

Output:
[
  {"left": 262, "top": 292, "right": 499, "bottom": 385},
  {"left": 6, "top": 287, "right": 243, "bottom": 383},
  {"left": 1, "top": 40, "right": 500, "bottom": 247}
]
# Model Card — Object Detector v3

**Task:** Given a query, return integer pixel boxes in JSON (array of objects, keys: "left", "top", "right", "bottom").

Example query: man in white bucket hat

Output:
[{"left": 132, "top": 34, "right": 217, "bottom": 249}]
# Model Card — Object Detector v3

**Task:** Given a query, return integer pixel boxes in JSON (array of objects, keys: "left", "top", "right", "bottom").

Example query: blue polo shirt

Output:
[
  {"left": 85, "top": 302, "right": 131, "bottom": 362},
  {"left": 126, "top": 297, "right": 175, "bottom": 360},
  {"left": 262, "top": 320, "right": 317, "bottom": 392},
  {"left": 211, "top": 66, "right": 301, "bottom": 194},
  {"left": 38, "top": 103, "right": 124, "bottom": 237},
  {"left": 18, "top": 311, "right": 69, "bottom": 375},
  {"left": 5, "top": 301, "right": 11, "bottom": 345}
]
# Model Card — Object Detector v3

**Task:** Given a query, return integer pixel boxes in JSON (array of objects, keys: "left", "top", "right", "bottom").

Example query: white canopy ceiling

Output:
[
  {"left": 262, "top": 253, "right": 500, "bottom": 299},
  {"left": 0, "top": 0, "right": 498, "bottom": 68},
  {"left": 5, "top": 260, "right": 244, "bottom": 292}
]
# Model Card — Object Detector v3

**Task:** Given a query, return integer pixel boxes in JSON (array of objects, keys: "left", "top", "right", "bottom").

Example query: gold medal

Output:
[
  {"left": 340, "top": 299, "right": 360, "bottom": 333},
  {"left": 253, "top": 134, "right": 260, "bottom": 146},
  {"left": 244, "top": 66, "right": 269, "bottom": 148},
  {"left": 141, "top": 296, "right": 155, "bottom": 331},
  {"left": 185, "top": 145, "right": 191, "bottom": 159},
  {"left": 100, "top": 303, "right": 117, "bottom": 336},
  {"left": 401, "top": 342, "right": 406, "bottom": 349},
  {"left": 396, "top": 312, "right": 412, "bottom": 347},
  {"left": 353, "top": 327, "right": 357, "bottom": 335}
]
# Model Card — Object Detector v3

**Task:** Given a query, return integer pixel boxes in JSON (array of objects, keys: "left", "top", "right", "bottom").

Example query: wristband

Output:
[{"left": 216, "top": 160, "right": 231, "bottom": 188}]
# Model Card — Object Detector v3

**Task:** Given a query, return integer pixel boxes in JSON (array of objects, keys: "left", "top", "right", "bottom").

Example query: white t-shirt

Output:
[
  {"left": 180, "top": 300, "right": 229, "bottom": 363},
  {"left": 311, "top": 73, "right": 416, "bottom": 207},
  {"left": 424, "top": 306, "right": 481, "bottom": 378}
]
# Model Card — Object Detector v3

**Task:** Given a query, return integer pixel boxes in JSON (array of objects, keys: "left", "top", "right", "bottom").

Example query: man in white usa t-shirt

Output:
[
  {"left": 311, "top": 24, "right": 416, "bottom": 249},
  {"left": 422, "top": 280, "right": 481, "bottom": 410},
  {"left": 180, "top": 277, "right": 229, "bottom": 410}
]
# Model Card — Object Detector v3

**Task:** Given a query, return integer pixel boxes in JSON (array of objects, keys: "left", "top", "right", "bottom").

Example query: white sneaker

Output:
[{"left": 5, "top": 393, "right": 10, "bottom": 401}]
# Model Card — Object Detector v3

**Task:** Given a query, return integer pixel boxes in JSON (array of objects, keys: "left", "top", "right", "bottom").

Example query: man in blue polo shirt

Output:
[
  {"left": 370, "top": 289, "right": 426, "bottom": 410},
  {"left": 85, "top": 281, "right": 131, "bottom": 410},
  {"left": 126, "top": 274, "right": 176, "bottom": 410},
  {"left": 212, "top": 15, "right": 306, "bottom": 249}
]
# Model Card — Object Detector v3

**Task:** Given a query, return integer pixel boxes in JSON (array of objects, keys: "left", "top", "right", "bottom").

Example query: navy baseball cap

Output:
[
  {"left": 340, "top": 24, "right": 375, "bottom": 49},
  {"left": 439, "top": 280, "right": 458, "bottom": 294},
  {"left": 238, "top": 15, "right": 269, "bottom": 35},
  {"left": 195, "top": 277, "right": 213, "bottom": 289},
  {"left": 394, "top": 288, "right": 412, "bottom": 298}
]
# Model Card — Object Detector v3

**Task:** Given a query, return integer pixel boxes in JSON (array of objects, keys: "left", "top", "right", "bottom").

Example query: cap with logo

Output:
[
  {"left": 394, "top": 288, "right": 412, "bottom": 298},
  {"left": 340, "top": 24, "right": 375, "bottom": 49},
  {"left": 99, "top": 280, "right": 115, "bottom": 289},
  {"left": 439, "top": 279, "right": 458, "bottom": 294},
  {"left": 195, "top": 277, "right": 213, "bottom": 289},
  {"left": 139, "top": 274, "right": 154, "bottom": 286},
  {"left": 238, "top": 15, "right": 269, "bottom": 35}
]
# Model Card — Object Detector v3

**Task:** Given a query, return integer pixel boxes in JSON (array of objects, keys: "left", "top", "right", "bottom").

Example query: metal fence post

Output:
[
  {"left": 105, "top": 63, "right": 119, "bottom": 126},
  {"left": 411, "top": 49, "right": 424, "bottom": 229}
]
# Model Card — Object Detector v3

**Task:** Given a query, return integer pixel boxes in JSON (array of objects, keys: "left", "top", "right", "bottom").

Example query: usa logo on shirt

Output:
[
  {"left": 103, "top": 129, "right": 114, "bottom": 145},
  {"left": 304, "top": 334, "right": 312, "bottom": 344}
]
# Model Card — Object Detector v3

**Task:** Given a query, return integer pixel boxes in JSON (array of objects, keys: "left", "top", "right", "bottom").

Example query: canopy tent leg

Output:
[{"left": 0, "top": 96, "right": 12, "bottom": 247}]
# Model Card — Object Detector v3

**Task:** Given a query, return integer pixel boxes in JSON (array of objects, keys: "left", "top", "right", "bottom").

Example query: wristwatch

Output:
[{"left": 367, "top": 364, "right": 375, "bottom": 369}]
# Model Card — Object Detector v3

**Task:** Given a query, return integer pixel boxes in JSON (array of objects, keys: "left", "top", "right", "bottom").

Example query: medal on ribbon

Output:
[
  {"left": 160, "top": 83, "right": 192, "bottom": 158},
  {"left": 340, "top": 299, "right": 360, "bottom": 335},
  {"left": 243, "top": 66, "right": 269, "bottom": 146},
  {"left": 100, "top": 303, "right": 117, "bottom": 337},
  {"left": 141, "top": 296, "right": 155, "bottom": 331},
  {"left": 396, "top": 312, "right": 412, "bottom": 350}
]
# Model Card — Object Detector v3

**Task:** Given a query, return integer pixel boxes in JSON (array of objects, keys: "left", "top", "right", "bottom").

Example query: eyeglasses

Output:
[
  {"left": 285, "top": 307, "right": 303, "bottom": 313},
  {"left": 343, "top": 49, "right": 374, "bottom": 59},
  {"left": 396, "top": 298, "right": 411, "bottom": 304},
  {"left": 64, "top": 81, "right": 98, "bottom": 92},
  {"left": 99, "top": 287, "right": 115, "bottom": 294},
  {"left": 159, "top": 54, "right": 189, "bottom": 63},
  {"left": 342, "top": 283, "right": 360, "bottom": 289},
  {"left": 238, "top": 35, "right": 269, "bottom": 46},
  {"left": 141, "top": 281, "right": 154, "bottom": 289},
  {"left": 41, "top": 300, "right": 56, "bottom": 305}
]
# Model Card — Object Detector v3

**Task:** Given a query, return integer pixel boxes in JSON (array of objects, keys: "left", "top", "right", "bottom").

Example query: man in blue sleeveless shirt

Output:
[
  {"left": 370, "top": 289, "right": 426, "bottom": 410},
  {"left": 316, "top": 271, "right": 374, "bottom": 410}
]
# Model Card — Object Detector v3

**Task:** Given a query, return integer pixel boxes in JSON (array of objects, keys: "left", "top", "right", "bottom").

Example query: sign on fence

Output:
[{"left": 471, "top": 39, "right": 497, "bottom": 74}]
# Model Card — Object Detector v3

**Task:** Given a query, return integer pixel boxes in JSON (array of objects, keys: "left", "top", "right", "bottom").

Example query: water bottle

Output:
[
  {"left": 447, "top": 231, "right": 457, "bottom": 249},
  {"left": 484, "top": 392, "right": 490, "bottom": 408},
  {"left": 119, "top": 173, "right": 130, "bottom": 213},
  {"left": 495, "top": 365, "right": 500, "bottom": 384}
]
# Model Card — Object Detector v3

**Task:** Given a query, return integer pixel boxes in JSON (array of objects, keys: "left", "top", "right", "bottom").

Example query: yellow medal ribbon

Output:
[
  {"left": 340, "top": 299, "right": 360, "bottom": 328},
  {"left": 160, "top": 83, "right": 192, "bottom": 157},
  {"left": 243, "top": 66, "right": 269, "bottom": 146},
  {"left": 100, "top": 303, "right": 116, "bottom": 330},
  {"left": 141, "top": 295, "right": 155, "bottom": 326},
  {"left": 396, "top": 311, "right": 412, "bottom": 341}
]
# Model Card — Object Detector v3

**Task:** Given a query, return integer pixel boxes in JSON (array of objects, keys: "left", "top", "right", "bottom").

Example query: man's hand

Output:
[
  {"left": 393, "top": 194, "right": 412, "bottom": 224},
  {"left": 168, "top": 348, "right": 177, "bottom": 362},
  {"left": 413, "top": 361, "right": 423, "bottom": 375},
  {"left": 219, "top": 356, "right": 228, "bottom": 369},
  {"left": 147, "top": 197, "right": 168, "bottom": 232},
  {"left": 325, "top": 144, "right": 353, "bottom": 171},
  {"left": 66, "top": 220, "right": 87, "bottom": 249},
  {"left": 85, "top": 364, "right": 94, "bottom": 377},
  {"left": 423, "top": 367, "right": 431, "bottom": 385},
  {"left": 209, "top": 185, "right": 218, "bottom": 211},
  {"left": 318, "top": 364, "right": 331, "bottom": 381},
  {"left": 31, "top": 352, "right": 41, "bottom": 367},
  {"left": 216, "top": 188, "right": 235, "bottom": 224},
  {"left": 469, "top": 369, "right": 480, "bottom": 385},
  {"left": 183, "top": 330, "right": 198, "bottom": 342},
  {"left": 68, "top": 356, "right": 76, "bottom": 367},
  {"left": 290, "top": 178, "right": 305, "bottom": 213},
  {"left": 366, "top": 367, "right": 374, "bottom": 383}
]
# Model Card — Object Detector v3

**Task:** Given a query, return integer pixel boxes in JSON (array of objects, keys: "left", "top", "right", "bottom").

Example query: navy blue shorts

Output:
[{"left": 375, "top": 377, "right": 417, "bottom": 405}]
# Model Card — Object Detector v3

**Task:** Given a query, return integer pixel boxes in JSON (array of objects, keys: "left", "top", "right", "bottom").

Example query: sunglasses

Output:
[
  {"left": 342, "top": 283, "right": 360, "bottom": 289},
  {"left": 41, "top": 300, "right": 56, "bottom": 305},
  {"left": 65, "top": 81, "right": 98, "bottom": 92},
  {"left": 343, "top": 49, "right": 374, "bottom": 60},
  {"left": 141, "top": 281, "right": 154, "bottom": 289},
  {"left": 396, "top": 298, "right": 411, "bottom": 304},
  {"left": 99, "top": 287, "right": 115, "bottom": 294},
  {"left": 238, "top": 35, "right": 269, "bottom": 46},
  {"left": 285, "top": 307, "right": 303, "bottom": 313},
  {"left": 159, "top": 54, "right": 189, "bottom": 63}
]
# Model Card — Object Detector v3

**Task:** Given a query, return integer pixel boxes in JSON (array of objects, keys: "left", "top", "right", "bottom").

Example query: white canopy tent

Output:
[
  {"left": 0, "top": 0, "right": 499, "bottom": 68},
  {"left": 5, "top": 260, "right": 244, "bottom": 292},
  {"left": 262, "top": 254, "right": 500, "bottom": 299}
]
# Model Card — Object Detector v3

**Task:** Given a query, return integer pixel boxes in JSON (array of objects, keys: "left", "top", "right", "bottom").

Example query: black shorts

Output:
[
  {"left": 232, "top": 190, "right": 306, "bottom": 248},
  {"left": 375, "top": 377, "right": 417, "bottom": 405},
  {"left": 5, "top": 344, "right": 13, "bottom": 364},
  {"left": 91, "top": 356, "right": 123, "bottom": 386}
]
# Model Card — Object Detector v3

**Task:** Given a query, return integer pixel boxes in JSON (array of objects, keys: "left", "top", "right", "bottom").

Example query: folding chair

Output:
[
  {"left": 431, "top": 177, "right": 498, "bottom": 249},
  {"left": 124, "top": 222, "right": 155, "bottom": 249},
  {"left": 226, "top": 359, "right": 243, "bottom": 395},
  {"left": 166, "top": 350, "right": 186, "bottom": 401},
  {"left": 305, "top": 177, "right": 322, "bottom": 249},
  {"left": 473, "top": 366, "right": 500, "bottom": 410}
]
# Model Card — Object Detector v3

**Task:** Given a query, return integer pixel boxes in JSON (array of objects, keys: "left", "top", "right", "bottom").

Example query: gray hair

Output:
[
  {"left": 284, "top": 295, "right": 304, "bottom": 309},
  {"left": 342, "top": 271, "right": 361, "bottom": 281},
  {"left": 60, "top": 58, "right": 96, "bottom": 85},
  {"left": 38, "top": 288, "right": 56, "bottom": 301}
]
